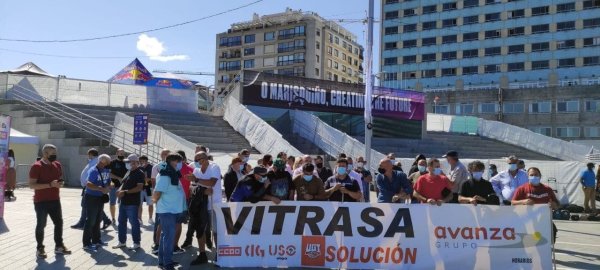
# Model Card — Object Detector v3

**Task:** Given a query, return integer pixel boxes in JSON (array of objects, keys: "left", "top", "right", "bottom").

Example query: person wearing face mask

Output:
[
  {"left": 413, "top": 158, "right": 453, "bottom": 206},
  {"left": 138, "top": 155, "right": 154, "bottom": 225},
  {"left": 408, "top": 154, "right": 427, "bottom": 175},
  {"left": 82, "top": 154, "right": 112, "bottom": 252},
  {"left": 324, "top": 159, "right": 362, "bottom": 202},
  {"left": 230, "top": 166, "right": 280, "bottom": 204},
  {"left": 5, "top": 149, "right": 16, "bottom": 201},
  {"left": 387, "top": 153, "right": 403, "bottom": 172},
  {"left": 459, "top": 161, "right": 496, "bottom": 205},
  {"left": 315, "top": 155, "right": 333, "bottom": 182},
  {"left": 151, "top": 149, "right": 170, "bottom": 255},
  {"left": 238, "top": 149, "right": 252, "bottom": 174},
  {"left": 224, "top": 157, "right": 245, "bottom": 201},
  {"left": 489, "top": 164, "right": 498, "bottom": 178},
  {"left": 113, "top": 154, "right": 145, "bottom": 250},
  {"left": 512, "top": 167, "right": 559, "bottom": 243},
  {"left": 376, "top": 158, "right": 413, "bottom": 203},
  {"left": 108, "top": 148, "right": 128, "bottom": 225},
  {"left": 408, "top": 158, "right": 428, "bottom": 186},
  {"left": 490, "top": 155, "right": 528, "bottom": 205},
  {"left": 443, "top": 151, "right": 469, "bottom": 204},
  {"left": 172, "top": 150, "right": 194, "bottom": 255},
  {"left": 29, "top": 144, "right": 72, "bottom": 258},
  {"left": 153, "top": 153, "right": 187, "bottom": 270},
  {"left": 72, "top": 148, "right": 110, "bottom": 229},
  {"left": 355, "top": 156, "right": 373, "bottom": 202},
  {"left": 293, "top": 163, "right": 328, "bottom": 201},
  {"left": 293, "top": 155, "right": 319, "bottom": 178},
  {"left": 266, "top": 158, "right": 295, "bottom": 201},
  {"left": 345, "top": 157, "right": 366, "bottom": 201}
]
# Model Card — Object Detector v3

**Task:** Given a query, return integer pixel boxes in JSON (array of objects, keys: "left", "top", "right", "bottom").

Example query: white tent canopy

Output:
[
  {"left": 1, "top": 62, "right": 54, "bottom": 77},
  {"left": 10, "top": 128, "right": 39, "bottom": 144}
]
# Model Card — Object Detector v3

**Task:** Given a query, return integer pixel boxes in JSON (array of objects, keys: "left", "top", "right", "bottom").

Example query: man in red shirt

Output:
[
  {"left": 512, "top": 167, "right": 559, "bottom": 243},
  {"left": 413, "top": 158, "right": 453, "bottom": 205},
  {"left": 28, "top": 144, "right": 72, "bottom": 259}
]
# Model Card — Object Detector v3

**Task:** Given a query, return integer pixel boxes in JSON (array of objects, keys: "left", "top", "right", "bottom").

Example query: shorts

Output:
[
  {"left": 188, "top": 215, "right": 209, "bottom": 237},
  {"left": 176, "top": 211, "right": 189, "bottom": 224},
  {"left": 140, "top": 189, "right": 153, "bottom": 206},
  {"left": 109, "top": 188, "right": 117, "bottom": 205}
]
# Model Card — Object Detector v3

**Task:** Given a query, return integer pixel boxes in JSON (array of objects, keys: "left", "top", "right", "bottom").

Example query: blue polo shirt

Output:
[
  {"left": 376, "top": 170, "right": 413, "bottom": 203},
  {"left": 155, "top": 174, "right": 187, "bottom": 214},
  {"left": 581, "top": 170, "right": 596, "bottom": 187},
  {"left": 85, "top": 167, "right": 111, "bottom": 197}
]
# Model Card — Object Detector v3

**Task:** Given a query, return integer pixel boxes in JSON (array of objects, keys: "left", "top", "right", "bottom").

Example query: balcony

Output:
[
  {"left": 278, "top": 72, "right": 305, "bottom": 77},
  {"left": 277, "top": 32, "right": 306, "bottom": 40},
  {"left": 277, "top": 46, "right": 306, "bottom": 53},
  {"left": 277, "top": 59, "right": 305, "bottom": 66},
  {"left": 219, "top": 41, "right": 242, "bottom": 47},
  {"left": 219, "top": 53, "right": 241, "bottom": 59}
]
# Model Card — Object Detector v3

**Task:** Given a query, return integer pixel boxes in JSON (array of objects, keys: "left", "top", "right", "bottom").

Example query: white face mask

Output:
[{"left": 357, "top": 162, "right": 364, "bottom": 168}]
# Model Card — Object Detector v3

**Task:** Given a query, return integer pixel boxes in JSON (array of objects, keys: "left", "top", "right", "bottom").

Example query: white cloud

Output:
[{"left": 136, "top": 34, "right": 189, "bottom": 62}]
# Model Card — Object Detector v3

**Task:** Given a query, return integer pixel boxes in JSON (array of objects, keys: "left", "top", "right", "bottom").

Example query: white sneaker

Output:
[
  {"left": 138, "top": 218, "right": 143, "bottom": 225},
  {"left": 148, "top": 218, "right": 154, "bottom": 225},
  {"left": 112, "top": 242, "right": 126, "bottom": 249},
  {"left": 128, "top": 243, "right": 140, "bottom": 250}
]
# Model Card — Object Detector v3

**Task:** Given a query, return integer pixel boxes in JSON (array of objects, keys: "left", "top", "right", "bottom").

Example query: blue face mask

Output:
[
  {"left": 176, "top": 162, "right": 183, "bottom": 171},
  {"left": 125, "top": 163, "right": 132, "bottom": 171},
  {"left": 472, "top": 172, "right": 484, "bottom": 181},
  {"left": 303, "top": 175, "right": 313, "bottom": 182},
  {"left": 347, "top": 164, "right": 354, "bottom": 171},
  {"left": 239, "top": 164, "right": 245, "bottom": 171},
  {"left": 418, "top": 165, "right": 427, "bottom": 173},
  {"left": 509, "top": 164, "right": 518, "bottom": 171},
  {"left": 433, "top": 168, "right": 443, "bottom": 175},
  {"left": 529, "top": 176, "right": 541, "bottom": 185},
  {"left": 259, "top": 176, "right": 267, "bottom": 183},
  {"left": 194, "top": 162, "right": 201, "bottom": 168},
  {"left": 337, "top": 167, "right": 347, "bottom": 175}
]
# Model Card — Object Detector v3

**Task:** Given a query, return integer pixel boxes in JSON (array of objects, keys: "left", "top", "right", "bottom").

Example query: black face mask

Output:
[
  {"left": 48, "top": 155, "right": 57, "bottom": 162},
  {"left": 117, "top": 156, "right": 125, "bottom": 160},
  {"left": 378, "top": 168, "right": 386, "bottom": 174},
  {"left": 316, "top": 163, "right": 323, "bottom": 169}
]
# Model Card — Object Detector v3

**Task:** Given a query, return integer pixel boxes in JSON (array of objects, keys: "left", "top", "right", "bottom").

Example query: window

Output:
[
  {"left": 402, "top": 71, "right": 417, "bottom": 79},
  {"left": 385, "top": 26, "right": 399, "bottom": 35},
  {"left": 463, "top": 32, "right": 478, "bottom": 41},
  {"left": 422, "top": 53, "right": 437, "bottom": 62},
  {"left": 403, "top": 24, "right": 417, "bottom": 33},
  {"left": 584, "top": 0, "right": 600, "bottom": 9},
  {"left": 463, "top": 49, "right": 479, "bottom": 58},
  {"left": 403, "top": 8, "right": 416, "bottom": 17},
  {"left": 585, "top": 127, "right": 600, "bottom": 138},
  {"left": 316, "top": 29, "right": 320, "bottom": 36},
  {"left": 531, "top": 24, "right": 549, "bottom": 34},
  {"left": 328, "top": 33, "right": 333, "bottom": 43},
  {"left": 442, "top": 51, "right": 457, "bottom": 60},
  {"left": 531, "top": 42, "right": 550, "bottom": 52},
  {"left": 583, "top": 18, "right": 600, "bottom": 28},
  {"left": 485, "top": 47, "right": 501, "bottom": 56},
  {"left": 403, "top": 39, "right": 417, "bottom": 48},
  {"left": 327, "top": 46, "right": 332, "bottom": 55},
  {"left": 244, "top": 47, "right": 255, "bottom": 56},
  {"left": 479, "top": 103, "right": 498, "bottom": 114},
  {"left": 556, "top": 127, "right": 580, "bottom": 138},
  {"left": 422, "top": 21, "right": 437, "bottom": 30},
  {"left": 508, "top": 27, "right": 525, "bottom": 36},
  {"left": 584, "top": 56, "right": 600, "bottom": 66},
  {"left": 585, "top": 99, "right": 600, "bottom": 112},
  {"left": 243, "top": 59, "right": 255, "bottom": 68},
  {"left": 334, "top": 49, "right": 339, "bottom": 57},
  {"left": 532, "top": 6, "right": 550, "bottom": 16},
  {"left": 316, "top": 41, "right": 320, "bottom": 49},
  {"left": 327, "top": 59, "right": 332, "bottom": 68},
  {"left": 244, "top": 34, "right": 255, "bottom": 44},
  {"left": 442, "top": 35, "right": 457, "bottom": 44},
  {"left": 334, "top": 37, "right": 339, "bottom": 44},
  {"left": 383, "top": 72, "right": 398, "bottom": 81},
  {"left": 316, "top": 55, "right": 320, "bottom": 63},
  {"left": 508, "top": 62, "right": 525, "bottom": 71},
  {"left": 226, "top": 60, "right": 241, "bottom": 71},
  {"left": 422, "top": 37, "right": 437, "bottom": 46},
  {"left": 403, "top": 55, "right": 417, "bottom": 64},
  {"left": 464, "top": 15, "right": 479, "bottom": 25},
  {"left": 557, "top": 100, "right": 579, "bottom": 112},
  {"left": 384, "top": 57, "right": 398, "bottom": 65},
  {"left": 443, "top": 2, "right": 457, "bottom": 11},
  {"left": 557, "top": 39, "right": 576, "bottom": 49},
  {"left": 421, "top": 69, "right": 436, "bottom": 78},
  {"left": 508, "top": 44, "right": 524, "bottom": 54},
  {"left": 485, "top": 12, "right": 501, "bottom": 22},
  {"left": 584, "top": 37, "right": 600, "bottom": 47},
  {"left": 385, "top": 10, "right": 399, "bottom": 20},
  {"left": 422, "top": 5, "right": 437, "bottom": 14},
  {"left": 462, "top": 66, "right": 478, "bottom": 75},
  {"left": 558, "top": 58, "right": 576, "bottom": 67},
  {"left": 385, "top": 0, "right": 399, "bottom": 4},
  {"left": 220, "top": 36, "right": 241, "bottom": 47},
  {"left": 557, "top": 2, "right": 576, "bottom": 13},
  {"left": 484, "top": 30, "right": 501, "bottom": 39},
  {"left": 530, "top": 127, "right": 552, "bottom": 136},
  {"left": 277, "top": 53, "right": 304, "bottom": 66},
  {"left": 442, "top": 68, "right": 456, "bottom": 76},
  {"left": 532, "top": 60, "right": 549, "bottom": 70},
  {"left": 442, "top": 19, "right": 457, "bottom": 28},
  {"left": 384, "top": 42, "right": 397, "bottom": 50},
  {"left": 557, "top": 21, "right": 576, "bottom": 31},
  {"left": 486, "top": 0, "right": 501, "bottom": 4},
  {"left": 508, "top": 9, "right": 525, "bottom": 19},
  {"left": 464, "top": 0, "right": 479, "bottom": 8},
  {"left": 484, "top": 64, "right": 500, "bottom": 73},
  {"left": 265, "top": 32, "right": 275, "bottom": 41},
  {"left": 503, "top": 103, "right": 524, "bottom": 114},
  {"left": 433, "top": 105, "right": 449, "bottom": 114},
  {"left": 455, "top": 103, "right": 474, "bottom": 115},
  {"left": 529, "top": 101, "right": 551, "bottom": 113}
]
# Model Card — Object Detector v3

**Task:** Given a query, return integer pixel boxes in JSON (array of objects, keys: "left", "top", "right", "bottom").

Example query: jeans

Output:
[
  {"left": 157, "top": 213, "right": 177, "bottom": 266},
  {"left": 34, "top": 200, "right": 64, "bottom": 249},
  {"left": 83, "top": 195, "right": 104, "bottom": 246},
  {"left": 118, "top": 204, "right": 141, "bottom": 244},
  {"left": 76, "top": 190, "right": 110, "bottom": 226},
  {"left": 109, "top": 188, "right": 118, "bottom": 205}
]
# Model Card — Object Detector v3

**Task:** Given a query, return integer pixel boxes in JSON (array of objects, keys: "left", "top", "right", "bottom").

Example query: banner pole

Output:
[
  {"left": 551, "top": 207, "right": 557, "bottom": 270},
  {"left": 363, "top": 0, "right": 375, "bottom": 172}
]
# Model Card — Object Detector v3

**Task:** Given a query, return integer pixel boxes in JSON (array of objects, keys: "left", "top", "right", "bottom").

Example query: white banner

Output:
[{"left": 214, "top": 202, "right": 552, "bottom": 270}]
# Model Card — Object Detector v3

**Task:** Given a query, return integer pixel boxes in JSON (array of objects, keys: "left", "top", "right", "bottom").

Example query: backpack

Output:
[{"left": 564, "top": 204, "right": 585, "bottom": 213}]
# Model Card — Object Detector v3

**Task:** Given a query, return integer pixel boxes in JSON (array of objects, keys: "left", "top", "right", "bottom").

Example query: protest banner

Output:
[
  {"left": 214, "top": 202, "right": 552, "bottom": 269},
  {"left": 0, "top": 115, "right": 12, "bottom": 218}
]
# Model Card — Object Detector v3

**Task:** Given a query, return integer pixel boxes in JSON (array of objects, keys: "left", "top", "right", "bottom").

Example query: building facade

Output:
[
  {"left": 215, "top": 8, "right": 364, "bottom": 93},
  {"left": 380, "top": 0, "right": 600, "bottom": 91}
]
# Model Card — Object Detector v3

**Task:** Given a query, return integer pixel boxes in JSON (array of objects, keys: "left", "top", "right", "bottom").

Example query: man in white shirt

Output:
[
  {"left": 72, "top": 148, "right": 106, "bottom": 229},
  {"left": 444, "top": 151, "right": 469, "bottom": 203},
  {"left": 490, "top": 155, "right": 529, "bottom": 205},
  {"left": 347, "top": 157, "right": 365, "bottom": 202},
  {"left": 292, "top": 155, "right": 319, "bottom": 178}
]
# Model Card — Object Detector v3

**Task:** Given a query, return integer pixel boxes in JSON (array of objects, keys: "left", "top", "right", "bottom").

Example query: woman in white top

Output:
[{"left": 5, "top": 149, "right": 17, "bottom": 201}]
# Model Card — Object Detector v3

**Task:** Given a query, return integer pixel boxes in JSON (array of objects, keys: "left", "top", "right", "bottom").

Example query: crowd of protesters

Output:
[{"left": 25, "top": 143, "right": 599, "bottom": 269}]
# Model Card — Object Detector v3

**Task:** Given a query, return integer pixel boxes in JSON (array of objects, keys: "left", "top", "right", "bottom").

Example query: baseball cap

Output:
[
  {"left": 273, "top": 158, "right": 286, "bottom": 170},
  {"left": 442, "top": 151, "right": 458, "bottom": 158},
  {"left": 124, "top": 154, "right": 139, "bottom": 162},
  {"left": 251, "top": 166, "right": 268, "bottom": 175}
]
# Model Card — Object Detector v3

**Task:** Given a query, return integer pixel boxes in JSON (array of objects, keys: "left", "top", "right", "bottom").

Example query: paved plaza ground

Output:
[{"left": 1, "top": 188, "right": 599, "bottom": 270}]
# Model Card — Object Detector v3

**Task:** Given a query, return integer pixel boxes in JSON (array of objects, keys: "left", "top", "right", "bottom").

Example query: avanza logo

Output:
[
  {"left": 434, "top": 226, "right": 516, "bottom": 240},
  {"left": 301, "top": 236, "right": 325, "bottom": 267}
]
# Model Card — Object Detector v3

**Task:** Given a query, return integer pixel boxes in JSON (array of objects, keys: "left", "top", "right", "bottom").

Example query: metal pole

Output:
[{"left": 364, "top": 0, "right": 375, "bottom": 171}]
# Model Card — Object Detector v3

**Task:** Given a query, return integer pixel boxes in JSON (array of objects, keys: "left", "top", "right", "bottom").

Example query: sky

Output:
[{"left": 0, "top": 0, "right": 381, "bottom": 86}]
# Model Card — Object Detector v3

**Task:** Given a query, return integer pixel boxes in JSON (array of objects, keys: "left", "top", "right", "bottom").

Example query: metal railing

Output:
[{"left": 8, "top": 85, "right": 162, "bottom": 164}]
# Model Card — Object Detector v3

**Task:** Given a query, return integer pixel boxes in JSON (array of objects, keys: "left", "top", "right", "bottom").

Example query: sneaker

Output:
[
  {"left": 36, "top": 247, "right": 47, "bottom": 259},
  {"left": 83, "top": 245, "right": 97, "bottom": 252},
  {"left": 128, "top": 243, "right": 140, "bottom": 250},
  {"left": 101, "top": 220, "right": 112, "bottom": 230},
  {"left": 93, "top": 241, "right": 108, "bottom": 248},
  {"left": 112, "top": 242, "right": 126, "bottom": 249},
  {"left": 54, "top": 245, "right": 72, "bottom": 255},
  {"left": 148, "top": 218, "right": 154, "bottom": 225},
  {"left": 173, "top": 246, "right": 185, "bottom": 254},
  {"left": 181, "top": 239, "right": 192, "bottom": 249},
  {"left": 151, "top": 244, "right": 159, "bottom": 255},
  {"left": 70, "top": 224, "right": 84, "bottom": 229},
  {"left": 112, "top": 219, "right": 117, "bottom": 227},
  {"left": 191, "top": 252, "right": 208, "bottom": 265}
]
